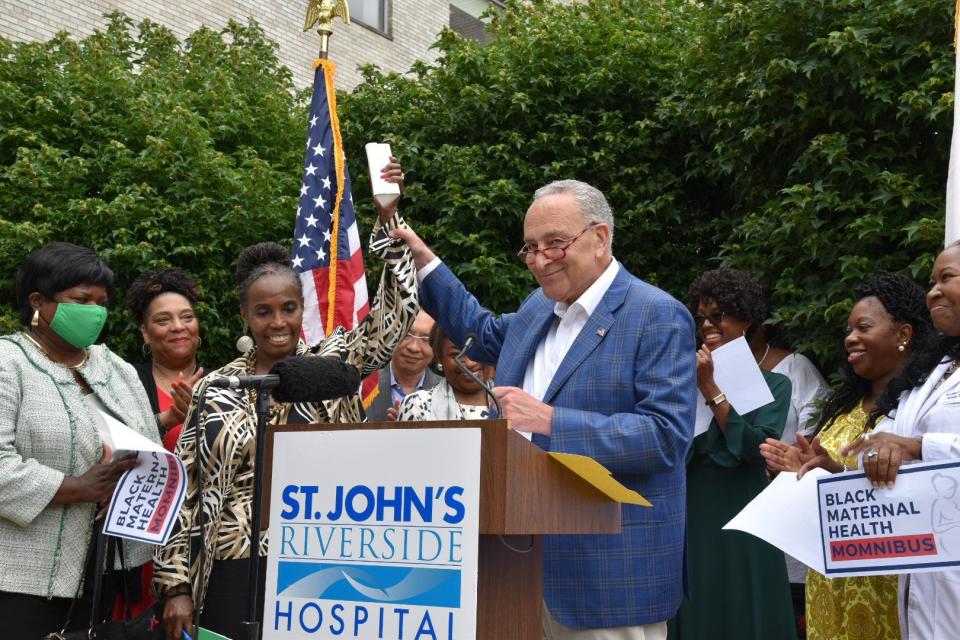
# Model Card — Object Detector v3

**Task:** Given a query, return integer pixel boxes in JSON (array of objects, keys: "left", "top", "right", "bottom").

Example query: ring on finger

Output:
[{"left": 865, "top": 448, "right": 879, "bottom": 459}]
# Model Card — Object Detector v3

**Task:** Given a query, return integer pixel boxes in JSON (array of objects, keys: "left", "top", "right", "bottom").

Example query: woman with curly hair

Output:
[
  {"left": 669, "top": 267, "right": 796, "bottom": 639},
  {"left": 126, "top": 268, "right": 205, "bottom": 451},
  {"left": 761, "top": 272, "right": 931, "bottom": 640}
]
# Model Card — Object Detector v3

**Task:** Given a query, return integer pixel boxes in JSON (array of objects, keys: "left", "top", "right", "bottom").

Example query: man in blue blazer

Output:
[{"left": 392, "top": 180, "right": 696, "bottom": 639}]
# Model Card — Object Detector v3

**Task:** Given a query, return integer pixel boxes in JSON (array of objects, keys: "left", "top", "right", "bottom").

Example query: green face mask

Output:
[{"left": 48, "top": 302, "right": 108, "bottom": 348}]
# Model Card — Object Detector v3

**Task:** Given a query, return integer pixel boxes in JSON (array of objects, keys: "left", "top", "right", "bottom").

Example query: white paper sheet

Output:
[
  {"left": 709, "top": 336, "right": 776, "bottom": 416},
  {"left": 723, "top": 468, "right": 829, "bottom": 574},
  {"left": 694, "top": 394, "right": 714, "bottom": 437},
  {"left": 100, "top": 413, "right": 186, "bottom": 545},
  {"left": 694, "top": 336, "right": 776, "bottom": 437},
  {"left": 97, "top": 409, "right": 166, "bottom": 458},
  {"left": 364, "top": 142, "right": 401, "bottom": 207}
]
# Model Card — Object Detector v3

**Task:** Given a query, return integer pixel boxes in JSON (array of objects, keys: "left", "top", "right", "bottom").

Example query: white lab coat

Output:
[{"left": 879, "top": 359, "right": 960, "bottom": 639}]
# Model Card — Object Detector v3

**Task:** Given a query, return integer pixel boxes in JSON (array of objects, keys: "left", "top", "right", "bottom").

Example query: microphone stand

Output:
[
  {"left": 242, "top": 387, "right": 273, "bottom": 640},
  {"left": 454, "top": 335, "right": 502, "bottom": 418}
]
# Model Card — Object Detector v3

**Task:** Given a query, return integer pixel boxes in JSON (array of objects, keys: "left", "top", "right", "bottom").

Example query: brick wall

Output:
[{"left": 0, "top": 0, "right": 449, "bottom": 90}]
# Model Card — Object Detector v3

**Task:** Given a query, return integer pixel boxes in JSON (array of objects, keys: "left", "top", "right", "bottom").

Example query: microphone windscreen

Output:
[{"left": 269, "top": 356, "right": 362, "bottom": 403}]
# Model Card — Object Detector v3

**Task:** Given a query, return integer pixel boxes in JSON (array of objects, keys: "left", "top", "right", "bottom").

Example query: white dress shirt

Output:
[
  {"left": 417, "top": 257, "right": 619, "bottom": 439},
  {"left": 521, "top": 259, "right": 620, "bottom": 402}
]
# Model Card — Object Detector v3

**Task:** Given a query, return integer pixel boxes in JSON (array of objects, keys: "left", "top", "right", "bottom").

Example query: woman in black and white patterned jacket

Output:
[{"left": 154, "top": 161, "right": 419, "bottom": 640}]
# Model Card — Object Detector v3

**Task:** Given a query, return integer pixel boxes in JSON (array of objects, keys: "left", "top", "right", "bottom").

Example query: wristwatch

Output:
[{"left": 705, "top": 392, "right": 727, "bottom": 407}]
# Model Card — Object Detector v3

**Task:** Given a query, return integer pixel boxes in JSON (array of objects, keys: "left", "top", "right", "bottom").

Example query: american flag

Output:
[{"left": 292, "top": 59, "right": 377, "bottom": 406}]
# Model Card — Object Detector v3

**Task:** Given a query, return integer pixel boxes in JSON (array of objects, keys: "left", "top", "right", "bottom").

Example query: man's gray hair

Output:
[{"left": 533, "top": 179, "right": 615, "bottom": 248}]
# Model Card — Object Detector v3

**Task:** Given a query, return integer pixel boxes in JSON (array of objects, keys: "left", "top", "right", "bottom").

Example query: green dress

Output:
[{"left": 669, "top": 370, "right": 797, "bottom": 640}]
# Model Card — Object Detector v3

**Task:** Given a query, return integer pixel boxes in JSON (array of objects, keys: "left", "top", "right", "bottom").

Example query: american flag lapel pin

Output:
[{"left": 596, "top": 328, "right": 606, "bottom": 337}]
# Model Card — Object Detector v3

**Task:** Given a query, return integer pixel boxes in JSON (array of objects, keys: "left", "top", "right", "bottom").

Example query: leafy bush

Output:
[
  {"left": 2, "top": 0, "right": 952, "bottom": 376},
  {"left": 0, "top": 13, "right": 307, "bottom": 366},
  {"left": 342, "top": 0, "right": 954, "bottom": 373},
  {"left": 341, "top": 0, "right": 711, "bottom": 311},
  {"left": 687, "top": 0, "right": 953, "bottom": 367}
]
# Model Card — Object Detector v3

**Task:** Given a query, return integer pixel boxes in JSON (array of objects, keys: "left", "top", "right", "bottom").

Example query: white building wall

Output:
[{"left": 0, "top": 0, "right": 449, "bottom": 90}]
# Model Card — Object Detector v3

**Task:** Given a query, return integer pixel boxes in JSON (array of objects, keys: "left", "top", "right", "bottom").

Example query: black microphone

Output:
[
  {"left": 208, "top": 374, "right": 280, "bottom": 390},
  {"left": 269, "top": 356, "right": 362, "bottom": 403},
  {"left": 454, "top": 334, "right": 502, "bottom": 419}
]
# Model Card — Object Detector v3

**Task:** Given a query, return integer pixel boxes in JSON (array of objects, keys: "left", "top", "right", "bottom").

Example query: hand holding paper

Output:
[
  {"left": 99, "top": 411, "right": 187, "bottom": 545},
  {"left": 56, "top": 445, "right": 139, "bottom": 507},
  {"left": 365, "top": 143, "right": 403, "bottom": 220},
  {"left": 694, "top": 336, "right": 776, "bottom": 437}
]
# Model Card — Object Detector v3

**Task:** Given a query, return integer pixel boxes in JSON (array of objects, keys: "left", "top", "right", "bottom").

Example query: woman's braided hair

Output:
[{"left": 813, "top": 272, "right": 932, "bottom": 434}]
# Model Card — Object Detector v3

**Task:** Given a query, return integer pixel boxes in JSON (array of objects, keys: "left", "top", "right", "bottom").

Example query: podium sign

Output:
[
  {"left": 263, "top": 428, "right": 481, "bottom": 640},
  {"left": 263, "top": 429, "right": 480, "bottom": 640}
]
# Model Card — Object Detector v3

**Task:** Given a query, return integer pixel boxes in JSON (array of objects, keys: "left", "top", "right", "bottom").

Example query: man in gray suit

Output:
[{"left": 366, "top": 310, "right": 441, "bottom": 421}]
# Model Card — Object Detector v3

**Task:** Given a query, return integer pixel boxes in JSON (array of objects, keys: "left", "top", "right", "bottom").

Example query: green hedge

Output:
[
  {"left": 0, "top": 14, "right": 308, "bottom": 366},
  {"left": 1, "top": 1, "right": 953, "bottom": 374},
  {"left": 342, "top": 0, "right": 954, "bottom": 372}
]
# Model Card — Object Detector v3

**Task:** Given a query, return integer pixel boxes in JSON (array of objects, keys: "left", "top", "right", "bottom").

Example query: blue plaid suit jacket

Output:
[{"left": 420, "top": 261, "right": 696, "bottom": 628}]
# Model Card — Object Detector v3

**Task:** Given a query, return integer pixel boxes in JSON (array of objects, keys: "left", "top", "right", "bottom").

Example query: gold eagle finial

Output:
[{"left": 304, "top": 0, "right": 351, "bottom": 34}]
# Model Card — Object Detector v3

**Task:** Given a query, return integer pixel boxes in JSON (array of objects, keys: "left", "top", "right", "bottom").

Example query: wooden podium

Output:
[{"left": 265, "top": 419, "right": 622, "bottom": 640}]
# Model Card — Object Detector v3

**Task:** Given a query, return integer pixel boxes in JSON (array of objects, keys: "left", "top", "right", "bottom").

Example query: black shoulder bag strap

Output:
[
  {"left": 192, "top": 383, "right": 208, "bottom": 632},
  {"left": 49, "top": 517, "right": 101, "bottom": 638}
]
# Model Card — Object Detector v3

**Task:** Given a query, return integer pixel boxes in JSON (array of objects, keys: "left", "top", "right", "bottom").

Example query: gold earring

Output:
[{"left": 31, "top": 309, "right": 39, "bottom": 327}]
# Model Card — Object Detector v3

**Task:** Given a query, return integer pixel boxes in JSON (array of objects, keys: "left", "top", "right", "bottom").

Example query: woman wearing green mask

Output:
[{"left": 0, "top": 242, "right": 162, "bottom": 640}]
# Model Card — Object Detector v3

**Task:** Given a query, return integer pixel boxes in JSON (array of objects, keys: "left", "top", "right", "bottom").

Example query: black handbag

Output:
[
  {"left": 42, "top": 526, "right": 164, "bottom": 640},
  {"left": 43, "top": 602, "right": 164, "bottom": 640}
]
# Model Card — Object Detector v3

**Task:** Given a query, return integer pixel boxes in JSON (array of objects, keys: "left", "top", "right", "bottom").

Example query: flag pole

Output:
[
  {"left": 236, "top": 8, "right": 357, "bottom": 640},
  {"left": 946, "top": 0, "right": 960, "bottom": 245}
]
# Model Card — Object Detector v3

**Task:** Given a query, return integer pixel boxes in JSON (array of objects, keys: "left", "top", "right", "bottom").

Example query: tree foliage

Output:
[
  {"left": 689, "top": 0, "right": 953, "bottom": 366},
  {"left": 343, "top": 0, "right": 707, "bottom": 310},
  {"left": 342, "top": 0, "right": 954, "bottom": 372},
  {"left": 0, "top": 13, "right": 307, "bottom": 365},
  {"left": 0, "top": 1, "right": 953, "bottom": 375}
]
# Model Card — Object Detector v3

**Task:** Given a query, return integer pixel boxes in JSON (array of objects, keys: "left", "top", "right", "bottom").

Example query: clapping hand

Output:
[
  {"left": 796, "top": 434, "right": 845, "bottom": 478},
  {"left": 759, "top": 437, "right": 811, "bottom": 473},
  {"left": 159, "top": 368, "right": 204, "bottom": 430}
]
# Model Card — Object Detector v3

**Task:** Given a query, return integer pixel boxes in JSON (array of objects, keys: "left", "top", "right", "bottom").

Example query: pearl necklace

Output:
[{"left": 756, "top": 343, "right": 771, "bottom": 368}]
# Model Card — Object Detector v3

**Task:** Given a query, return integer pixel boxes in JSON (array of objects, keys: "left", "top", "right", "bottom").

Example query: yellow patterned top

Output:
[
  {"left": 806, "top": 404, "right": 900, "bottom": 640},
  {"left": 817, "top": 403, "right": 875, "bottom": 469}
]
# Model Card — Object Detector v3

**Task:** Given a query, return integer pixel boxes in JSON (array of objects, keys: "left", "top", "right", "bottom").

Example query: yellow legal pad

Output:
[{"left": 548, "top": 453, "right": 652, "bottom": 507}]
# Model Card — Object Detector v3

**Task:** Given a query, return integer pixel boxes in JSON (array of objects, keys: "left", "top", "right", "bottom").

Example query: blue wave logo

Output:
[{"left": 277, "top": 561, "right": 461, "bottom": 608}]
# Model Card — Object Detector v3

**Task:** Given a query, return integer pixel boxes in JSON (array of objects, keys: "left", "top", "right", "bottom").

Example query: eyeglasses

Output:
[
  {"left": 694, "top": 311, "right": 725, "bottom": 326},
  {"left": 516, "top": 223, "right": 599, "bottom": 265},
  {"left": 401, "top": 332, "right": 430, "bottom": 344}
]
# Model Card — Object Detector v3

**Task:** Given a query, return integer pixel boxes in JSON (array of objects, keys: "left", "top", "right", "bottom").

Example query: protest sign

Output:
[
  {"left": 100, "top": 411, "right": 186, "bottom": 545},
  {"left": 818, "top": 459, "right": 960, "bottom": 577},
  {"left": 726, "top": 460, "right": 960, "bottom": 577}
]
